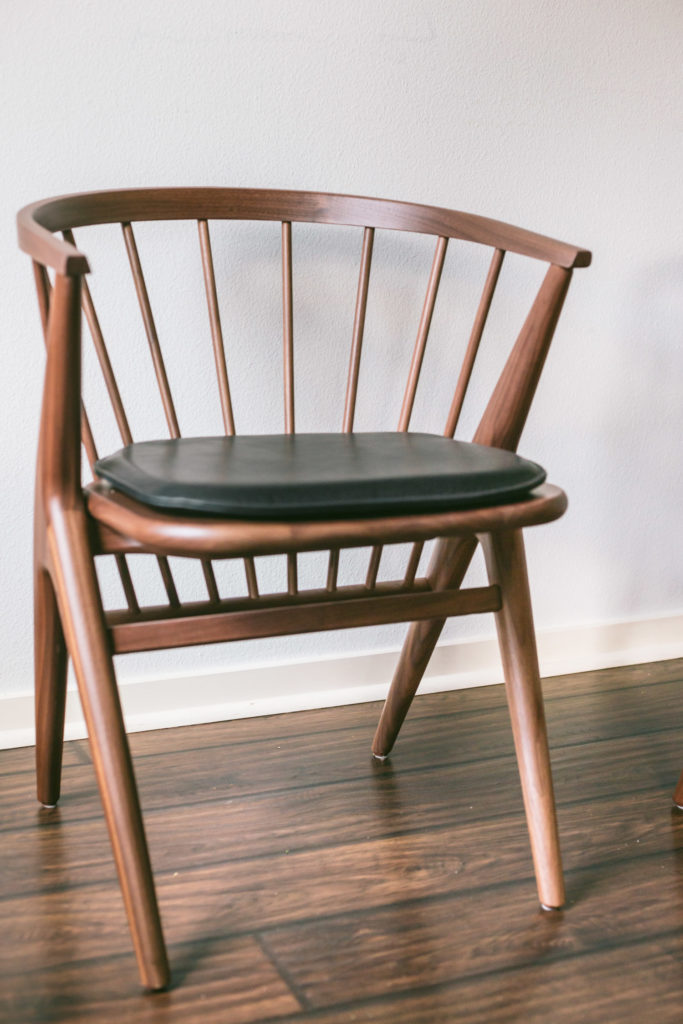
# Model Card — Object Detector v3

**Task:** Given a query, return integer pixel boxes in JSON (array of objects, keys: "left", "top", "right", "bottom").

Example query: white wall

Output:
[{"left": 1, "top": 1, "right": 682, "bottom": 711}]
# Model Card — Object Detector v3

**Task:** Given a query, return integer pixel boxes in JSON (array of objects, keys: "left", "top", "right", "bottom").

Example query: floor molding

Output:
[{"left": 2, "top": 611, "right": 682, "bottom": 749}]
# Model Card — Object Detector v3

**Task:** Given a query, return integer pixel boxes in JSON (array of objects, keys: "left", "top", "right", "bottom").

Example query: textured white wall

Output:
[{"left": 1, "top": 0, "right": 681, "bottom": 700}]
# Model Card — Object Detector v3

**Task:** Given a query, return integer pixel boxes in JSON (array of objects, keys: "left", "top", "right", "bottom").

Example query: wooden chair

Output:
[{"left": 17, "top": 188, "right": 590, "bottom": 990}]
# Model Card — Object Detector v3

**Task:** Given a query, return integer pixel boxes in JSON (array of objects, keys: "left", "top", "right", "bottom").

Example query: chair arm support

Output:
[
  {"left": 17, "top": 200, "right": 90, "bottom": 275},
  {"left": 37, "top": 274, "right": 84, "bottom": 511}
]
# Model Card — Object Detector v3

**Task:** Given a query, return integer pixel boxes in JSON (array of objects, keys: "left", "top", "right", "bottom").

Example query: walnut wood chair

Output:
[{"left": 17, "top": 188, "right": 590, "bottom": 990}]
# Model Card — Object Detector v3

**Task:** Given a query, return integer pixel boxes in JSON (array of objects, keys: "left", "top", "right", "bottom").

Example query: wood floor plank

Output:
[
  {"left": 0, "top": 935, "right": 300, "bottom": 1024},
  {"left": 0, "top": 659, "right": 681, "bottom": 1021},
  {"left": 0, "top": 730, "right": 680, "bottom": 899},
  {"left": 269, "top": 943, "right": 683, "bottom": 1024},
  {"left": 2, "top": 674, "right": 681, "bottom": 835},
  {"left": 261, "top": 849, "right": 683, "bottom": 1010},
  {"left": 1, "top": 785, "right": 681, "bottom": 979}
]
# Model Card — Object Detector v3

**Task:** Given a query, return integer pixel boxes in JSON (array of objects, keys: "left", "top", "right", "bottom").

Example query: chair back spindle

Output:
[
  {"left": 63, "top": 229, "right": 134, "bottom": 447},
  {"left": 326, "top": 548, "right": 340, "bottom": 593},
  {"left": 398, "top": 235, "right": 448, "bottom": 432},
  {"left": 369, "top": 233, "right": 448, "bottom": 587},
  {"left": 281, "top": 222, "right": 297, "bottom": 591},
  {"left": 343, "top": 226, "right": 375, "bottom": 433},
  {"left": 122, "top": 222, "right": 180, "bottom": 438},
  {"left": 444, "top": 247, "right": 505, "bottom": 438},
  {"left": 281, "top": 221, "right": 295, "bottom": 435},
  {"left": 198, "top": 219, "right": 236, "bottom": 435}
]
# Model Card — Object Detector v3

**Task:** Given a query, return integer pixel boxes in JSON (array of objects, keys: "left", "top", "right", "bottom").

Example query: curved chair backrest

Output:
[
  {"left": 19, "top": 188, "right": 590, "bottom": 452},
  {"left": 18, "top": 188, "right": 590, "bottom": 606}
]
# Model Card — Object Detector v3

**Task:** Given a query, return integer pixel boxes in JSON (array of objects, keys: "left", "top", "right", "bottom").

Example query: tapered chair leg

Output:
[
  {"left": 34, "top": 565, "right": 69, "bottom": 807},
  {"left": 673, "top": 770, "right": 683, "bottom": 810},
  {"left": 372, "top": 617, "right": 446, "bottom": 758},
  {"left": 47, "top": 507, "right": 170, "bottom": 990},
  {"left": 372, "top": 536, "right": 476, "bottom": 757},
  {"left": 481, "top": 529, "right": 565, "bottom": 910}
]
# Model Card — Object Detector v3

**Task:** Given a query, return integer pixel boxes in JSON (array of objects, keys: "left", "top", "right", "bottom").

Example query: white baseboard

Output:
[{"left": 1, "top": 612, "right": 682, "bottom": 750}]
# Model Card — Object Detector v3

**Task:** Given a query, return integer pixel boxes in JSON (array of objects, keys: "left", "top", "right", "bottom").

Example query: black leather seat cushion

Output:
[{"left": 94, "top": 433, "right": 546, "bottom": 520}]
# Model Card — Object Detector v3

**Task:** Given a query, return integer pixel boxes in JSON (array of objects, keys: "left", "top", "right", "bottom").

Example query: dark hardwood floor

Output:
[{"left": 1, "top": 658, "right": 682, "bottom": 1023}]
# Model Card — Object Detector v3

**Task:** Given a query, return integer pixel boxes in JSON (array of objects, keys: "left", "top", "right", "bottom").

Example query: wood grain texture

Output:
[
  {"left": 482, "top": 529, "right": 563, "bottom": 908},
  {"left": 33, "top": 567, "right": 68, "bottom": 807},
  {"left": 372, "top": 537, "right": 478, "bottom": 757},
  {"left": 445, "top": 247, "right": 505, "bottom": 437},
  {"left": 121, "top": 221, "right": 180, "bottom": 439},
  {"left": 474, "top": 263, "right": 572, "bottom": 451},
  {"left": 0, "top": 937, "right": 299, "bottom": 1024},
  {"left": 63, "top": 229, "right": 133, "bottom": 446},
  {"left": 2, "top": 736, "right": 679, "bottom": 901},
  {"left": 4, "top": 806, "right": 680, "bottom": 975},
  {"left": 342, "top": 225, "right": 374, "bottom": 432},
  {"left": 4, "top": 673, "right": 681, "bottom": 890},
  {"left": 46, "top": 506, "right": 169, "bottom": 990},
  {"left": 85, "top": 482, "right": 568, "bottom": 559},
  {"left": 3, "top": 686, "right": 680, "bottom": 838},
  {"left": 197, "top": 218, "right": 236, "bottom": 435},
  {"left": 18, "top": 188, "right": 592, "bottom": 273},
  {"left": 0, "top": 660, "right": 681, "bottom": 1023},
  {"left": 397, "top": 235, "right": 448, "bottom": 431},
  {"left": 108, "top": 584, "right": 501, "bottom": 654}
]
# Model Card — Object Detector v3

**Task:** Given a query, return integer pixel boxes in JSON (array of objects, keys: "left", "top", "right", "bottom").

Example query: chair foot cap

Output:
[
  {"left": 673, "top": 800, "right": 683, "bottom": 811},
  {"left": 540, "top": 902, "right": 563, "bottom": 912},
  {"left": 39, "top": 802, "right": 58, "bottom": 809},
  {"left": 372, "top": 752, "right": 388, "bottom": 762}
]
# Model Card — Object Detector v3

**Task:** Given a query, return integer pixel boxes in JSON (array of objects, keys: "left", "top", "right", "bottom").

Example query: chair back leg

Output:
[
  {"left": 482, "top": 529, "right": 565, "bottom": 909},
  {"left": 34, "top": 565, "right": 68, "bottom": 807},
  {"left": 47, "top": 506, "right": 170, "bottom": 990},
  {"left": 372, "top": 616, "right": 447, "bottom": 759},
  {"left": 372, "top": 536, "right": 477, "bottom": 757}
]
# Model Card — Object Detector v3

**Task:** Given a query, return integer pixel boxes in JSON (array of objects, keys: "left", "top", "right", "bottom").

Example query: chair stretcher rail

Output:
[{"left": 107, "top": 584, "right": 501, "bottom": 653}]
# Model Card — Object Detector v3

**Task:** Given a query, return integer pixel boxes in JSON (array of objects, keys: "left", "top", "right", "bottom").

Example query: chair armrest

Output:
[{"left": 17, "top": 199, "right": 90, "bottom": 274}]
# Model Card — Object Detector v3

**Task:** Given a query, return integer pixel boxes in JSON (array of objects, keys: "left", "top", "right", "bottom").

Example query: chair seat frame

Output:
[{"left": 18, "top": 188, "right": 590, "bottom": 990}]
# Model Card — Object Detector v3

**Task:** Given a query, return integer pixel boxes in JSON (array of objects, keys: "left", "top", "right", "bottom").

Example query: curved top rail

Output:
[{"left": 17, "top": 187, "right": 591, "bottom": 275}]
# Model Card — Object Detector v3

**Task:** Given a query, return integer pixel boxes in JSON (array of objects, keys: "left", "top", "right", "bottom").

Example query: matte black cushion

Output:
[{"left": 94, "top": 433, "right": 546, "bottom": 520}]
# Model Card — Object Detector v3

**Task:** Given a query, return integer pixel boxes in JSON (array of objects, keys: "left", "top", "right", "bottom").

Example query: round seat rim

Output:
[{"left": 86, "top": 480, "right": 568, "bottom": 560}]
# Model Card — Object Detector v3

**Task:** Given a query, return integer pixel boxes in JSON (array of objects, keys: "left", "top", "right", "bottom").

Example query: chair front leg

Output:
[
  {"left": 481, "top": 529, "right": 565, "bottom": 910},
  {"left": 34, "top": 563, "right": 69, "bottom": 807},
  {"left": 47, "top": 505, "right": 170, "bottom": 990}
]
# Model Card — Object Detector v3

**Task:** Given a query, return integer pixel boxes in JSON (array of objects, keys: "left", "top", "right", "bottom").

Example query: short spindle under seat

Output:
[{"left": 18, "top": 187, "right": 590, "bottom": 991}]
